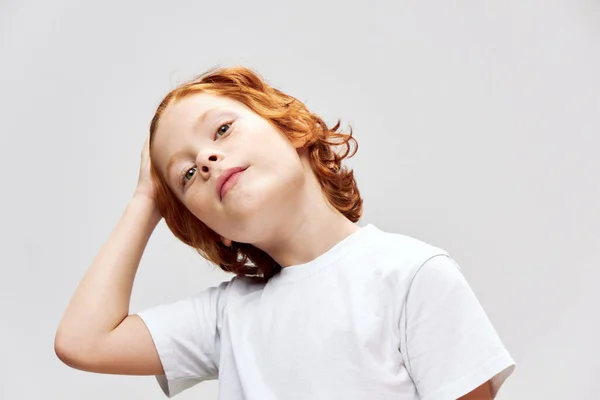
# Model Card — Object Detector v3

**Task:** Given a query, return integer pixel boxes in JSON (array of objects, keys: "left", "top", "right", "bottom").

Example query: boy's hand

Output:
[{"left": 133, "top": 135, "right": 157, "bottom": 203}]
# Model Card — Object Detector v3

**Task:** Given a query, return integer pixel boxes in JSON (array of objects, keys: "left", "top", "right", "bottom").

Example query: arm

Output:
[
  {"left": 54, "top": 136, "right": 165, "bottom": 375},
  {"left": 400, "top": 255, "right": 515, "bottom": 400},
  {"left": 54, "top": 195, "right": 164, "bottom": 375},
  {"left": 459, "top": 381, "right": 493, "bottom": 400}
]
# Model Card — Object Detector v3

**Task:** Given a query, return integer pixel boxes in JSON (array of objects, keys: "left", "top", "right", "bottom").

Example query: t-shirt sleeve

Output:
[
  {"left": 399, "top": 254, "right": 515, "bottom": 400},
  {"left": 136, "top": 279, "right": 231, "bottom": 398}
]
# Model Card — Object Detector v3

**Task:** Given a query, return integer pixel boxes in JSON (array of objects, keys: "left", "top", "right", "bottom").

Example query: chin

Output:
[
  {"left": 224, "top": 172, "right": 302, "bottom": 239},
  {"left": 224, "top": 190, "right": 287, "bottom": 242},
  {"left": 227, "top": 184, "right": 271, "bottom": 220}
]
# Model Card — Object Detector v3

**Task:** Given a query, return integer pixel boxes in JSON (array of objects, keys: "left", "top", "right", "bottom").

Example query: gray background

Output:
[{"left": 1, "top": 0, "right": 598, "bottom": 399}]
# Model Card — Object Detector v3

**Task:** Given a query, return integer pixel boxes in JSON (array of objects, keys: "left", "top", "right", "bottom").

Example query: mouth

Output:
[{"left": 217, "top": 166, "right": 248, "bottom": 201}]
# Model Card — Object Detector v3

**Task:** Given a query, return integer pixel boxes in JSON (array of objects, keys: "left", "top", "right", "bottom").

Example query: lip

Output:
[{"left": 216, "top": 166, "right": 248, "bottom": 201}]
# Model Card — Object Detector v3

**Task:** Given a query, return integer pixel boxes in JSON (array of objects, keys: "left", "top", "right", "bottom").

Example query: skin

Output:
[
  {"left": 459, "top": 381, "right": 493, "bottom": 399},
  {"left": 152, "top": 94, "right": 495, "bottom": 399},
  {"left": 150, "top": 92, "right": 359, "bottom": 268},
  {"left": 56, "top": 92, "right": 495, "bottom": 398}
]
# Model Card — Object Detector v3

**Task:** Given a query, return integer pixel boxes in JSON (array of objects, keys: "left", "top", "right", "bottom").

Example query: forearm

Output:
[{"left": 55, "top": 196, "right": 162, "bottom": 348}]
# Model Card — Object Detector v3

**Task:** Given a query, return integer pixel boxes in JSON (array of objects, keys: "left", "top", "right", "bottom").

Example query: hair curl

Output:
[{"left": 148, "top": 66, "right": 362, "bottom": 283}]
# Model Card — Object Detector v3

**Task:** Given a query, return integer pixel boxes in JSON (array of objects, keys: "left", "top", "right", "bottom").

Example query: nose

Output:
[{"left": 195, "top": 150, "right": 220, "bottom": 179}]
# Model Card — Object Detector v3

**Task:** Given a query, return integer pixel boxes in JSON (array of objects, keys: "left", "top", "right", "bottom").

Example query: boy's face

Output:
[{"left": 151, "top": 92, "right": 308, "bottom": 244}]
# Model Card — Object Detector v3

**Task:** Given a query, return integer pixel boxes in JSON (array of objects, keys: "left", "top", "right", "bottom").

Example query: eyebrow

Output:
[{"left": 165, "top": 107, "right": 226, "bottom": 185}]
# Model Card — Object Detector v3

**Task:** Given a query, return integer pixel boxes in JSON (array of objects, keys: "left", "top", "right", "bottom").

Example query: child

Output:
[{"left": 55, "top": 66, "right": 515, "bottom": 399}]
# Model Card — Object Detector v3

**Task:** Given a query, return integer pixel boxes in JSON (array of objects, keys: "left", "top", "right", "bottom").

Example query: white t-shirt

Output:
[{"left": 137, "top": 224, "right": 515, "bottom": 400}]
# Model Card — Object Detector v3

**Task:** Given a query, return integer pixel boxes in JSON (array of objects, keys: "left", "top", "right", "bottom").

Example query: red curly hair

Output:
[{"left": 148, "top": 66, "right": 362, "bottom": 283}]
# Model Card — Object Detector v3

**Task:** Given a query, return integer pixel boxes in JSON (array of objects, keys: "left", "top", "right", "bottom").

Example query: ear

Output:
[
  {"left": 221, "top": 236, "right": 233, "bottom": 247},
  {"left": 290, "top": 136, "right": 307, "bottom": 149}
]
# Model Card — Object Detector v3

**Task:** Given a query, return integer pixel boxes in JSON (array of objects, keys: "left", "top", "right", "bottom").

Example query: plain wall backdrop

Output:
[{"left": 1, "top": 1, "right": 598, "bottom": 399}]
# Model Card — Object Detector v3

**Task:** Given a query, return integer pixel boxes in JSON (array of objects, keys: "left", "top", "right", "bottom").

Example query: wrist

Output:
[{"left": 130, "top": 195, "right": 162, "bottom": 224}]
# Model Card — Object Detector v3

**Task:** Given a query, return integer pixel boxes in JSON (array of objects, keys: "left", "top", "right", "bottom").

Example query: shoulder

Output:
[
  {"left": 226, "top": 274, "right": 267, "bottom": 301},
  {"left": 360, "top": 224, "right": 450, "bottom": 277}
]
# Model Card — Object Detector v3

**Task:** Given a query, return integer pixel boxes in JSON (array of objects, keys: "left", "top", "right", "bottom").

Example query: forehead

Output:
[{"left": 157, "top": 92, "right": 237, "bottom": 135}]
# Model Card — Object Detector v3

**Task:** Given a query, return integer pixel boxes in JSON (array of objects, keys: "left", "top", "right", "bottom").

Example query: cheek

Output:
[
  {"left": 244, "top": 162, "right": 304, "bottom": 207},
  {"left": 230, "top": 167, "right": 294, "bottom": 211},
  {"left": 184, "top": 189, "right": 215, "bottom": 219},
  {"left": 253, "top": 137, "right": 302, "bottom": 173}
]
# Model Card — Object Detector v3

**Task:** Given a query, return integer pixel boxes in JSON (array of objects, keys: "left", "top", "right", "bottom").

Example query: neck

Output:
[{"left": 254, "top": 163, "right": 360, "bottom": 268}]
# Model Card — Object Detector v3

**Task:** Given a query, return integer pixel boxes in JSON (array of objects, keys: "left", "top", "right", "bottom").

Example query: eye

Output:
[
  {"left": 180, "top": 166, "right": 197, "bottom": 188},
  {"left": 215, "top": 120, "right": 233, "bottom": 139}
]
